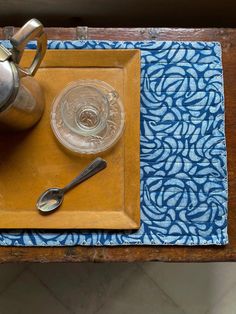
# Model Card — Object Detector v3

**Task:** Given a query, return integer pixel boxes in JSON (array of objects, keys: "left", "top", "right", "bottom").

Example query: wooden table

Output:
[{"left": 0, "top": 27, "right": 235, "bottom": 262}]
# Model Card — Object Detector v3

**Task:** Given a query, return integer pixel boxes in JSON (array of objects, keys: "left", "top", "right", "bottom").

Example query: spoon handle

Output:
[{"left": 62, "top": 157, "right": 107, "bottom": 194}]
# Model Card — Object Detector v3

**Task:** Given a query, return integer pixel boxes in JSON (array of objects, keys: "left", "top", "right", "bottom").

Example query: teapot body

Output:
[{"left": 0, "top": 76, "right": 44, "bottom": 130}]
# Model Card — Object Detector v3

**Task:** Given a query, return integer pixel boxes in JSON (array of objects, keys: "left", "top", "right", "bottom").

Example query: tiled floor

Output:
[{"left": 0, "top": 263, "right": 235, "bottom": 314}]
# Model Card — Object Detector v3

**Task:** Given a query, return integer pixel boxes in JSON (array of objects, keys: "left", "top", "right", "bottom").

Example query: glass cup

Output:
[
  {"left": 51, "top": 80, "right": 125, "bottom": 154},
  {"left": 61, "top": 84, "right": 118, "bottom": 136}
]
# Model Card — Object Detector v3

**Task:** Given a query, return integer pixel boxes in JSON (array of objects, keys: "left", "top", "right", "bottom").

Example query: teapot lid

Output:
[{"left": 0, "top": 45, "right": 19, "bottom": 112}]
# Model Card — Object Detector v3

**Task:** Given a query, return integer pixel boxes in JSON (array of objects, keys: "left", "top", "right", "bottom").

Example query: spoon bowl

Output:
[{"left": 37, "top": 188, "right": 64, "bottom": 213}]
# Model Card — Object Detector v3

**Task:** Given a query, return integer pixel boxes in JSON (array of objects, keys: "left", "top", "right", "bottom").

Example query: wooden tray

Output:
[{"left": 0, "top": 49, "right": 140, "bottom": 229}]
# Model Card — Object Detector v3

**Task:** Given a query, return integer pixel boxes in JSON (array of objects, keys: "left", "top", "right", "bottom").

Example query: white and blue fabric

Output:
[{"left": 0, "top": 40, "right": 228, "bottom": 246}]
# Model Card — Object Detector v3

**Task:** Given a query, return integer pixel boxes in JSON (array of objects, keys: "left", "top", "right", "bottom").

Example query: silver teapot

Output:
[{"left": 0, "top": 18, "right": 47, "bottom": 130}]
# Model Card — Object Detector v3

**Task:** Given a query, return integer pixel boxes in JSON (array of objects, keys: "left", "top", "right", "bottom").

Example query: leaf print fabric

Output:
[{"left": 0, "top": 40, "right": 228, "bottom": 246}]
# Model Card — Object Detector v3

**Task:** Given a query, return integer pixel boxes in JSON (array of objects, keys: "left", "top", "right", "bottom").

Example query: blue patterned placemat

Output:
[{"left": 0, "top": 40, "right": 228, "bottom": 246}]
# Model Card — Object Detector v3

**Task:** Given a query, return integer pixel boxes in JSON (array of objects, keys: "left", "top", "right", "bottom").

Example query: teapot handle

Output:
[{"left": 10, "top": 18, "right": 47, "bottom": 76}]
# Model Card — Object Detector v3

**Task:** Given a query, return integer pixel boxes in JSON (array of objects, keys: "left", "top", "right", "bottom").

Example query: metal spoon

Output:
[{"left": 36, "top": 157, "right": 107, "bottom": 213}]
